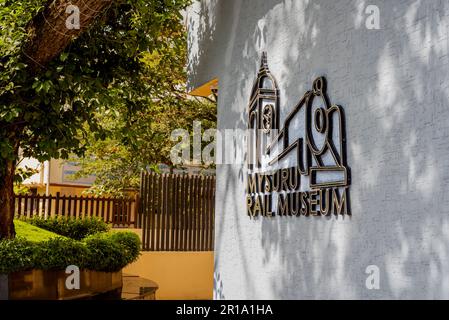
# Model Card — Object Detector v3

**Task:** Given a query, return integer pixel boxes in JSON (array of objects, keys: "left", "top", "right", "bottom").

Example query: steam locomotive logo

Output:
[{"left": 247, "top": 52, "right": 350, "bottom": 189}]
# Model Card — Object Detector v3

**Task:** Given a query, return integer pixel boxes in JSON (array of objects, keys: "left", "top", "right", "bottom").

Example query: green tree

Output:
[
  {"left": 70, "top": 28, "right": 216, "bottom": 196},
  {"left": 0, "top": 0, "right": 192, "bottom": 239},
  {"left": 71, "top": 95, "right": 216, "bottom": 196}
]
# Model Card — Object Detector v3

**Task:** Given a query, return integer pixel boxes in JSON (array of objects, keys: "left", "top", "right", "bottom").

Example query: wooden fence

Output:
[
  {"left": 140, "top": 172, "right": 216, "bottom": 251},
  {"left": 14, "top": 192, "right": 137, "bottom": 227}
]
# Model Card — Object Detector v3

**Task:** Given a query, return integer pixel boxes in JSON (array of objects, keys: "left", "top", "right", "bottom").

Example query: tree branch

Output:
[{"left": 23, "top": 0, "right": 113, "bottom": 71}]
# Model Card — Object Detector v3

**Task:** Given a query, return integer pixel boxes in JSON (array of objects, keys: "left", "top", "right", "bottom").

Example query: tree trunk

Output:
[
  {"left": 23, "top": 0, "right": 113, "bottom": 71},
  {"left": 0, "top": 159, "right": 17, "bottom": 240}
]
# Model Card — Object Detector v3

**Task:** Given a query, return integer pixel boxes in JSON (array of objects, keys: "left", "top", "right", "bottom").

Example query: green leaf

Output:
[{"left": 60, "top": 52, "right": 69, "bottom": 62}]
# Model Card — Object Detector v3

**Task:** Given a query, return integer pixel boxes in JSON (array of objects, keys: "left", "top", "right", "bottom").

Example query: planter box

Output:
[{"left": 0, "top": 270, "right": 122, "bottom": 300}]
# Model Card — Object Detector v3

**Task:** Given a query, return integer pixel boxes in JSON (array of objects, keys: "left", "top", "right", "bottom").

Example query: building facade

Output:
[
  {"left": 19, "top": 158, "right": 95, "bottom": 196},
  {"left": 187, "top": 0, "right": 449, "bottom": 299}
]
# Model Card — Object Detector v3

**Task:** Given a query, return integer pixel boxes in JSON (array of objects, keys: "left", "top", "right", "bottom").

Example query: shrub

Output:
[
  {"left": 24, "top": 216, "right": 109, "bottom": 240},
  {"left": 84, "top": 232, "right": 141, "bottom": 272},
  {"left": 0, "top": 238, "right": 37, "bottom": 274},
  {"left": 108, "top": 232, "right": 141, "bottom": 262},
  {"left": 0, "top": 231, "right": 140, "bottom": 274},
  {"left": 34, "top": 238, "right": 90, "bottom": 270}
]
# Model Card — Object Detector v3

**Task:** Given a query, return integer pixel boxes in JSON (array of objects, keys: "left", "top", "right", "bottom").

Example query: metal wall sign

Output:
[{"left": 246, "top": 52, "right": 351, "bottom": 217}]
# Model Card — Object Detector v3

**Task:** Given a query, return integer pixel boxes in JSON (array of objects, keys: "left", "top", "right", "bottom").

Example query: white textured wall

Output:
[{"left": 188, "top": 0, "right": 449, "bottom": 299}]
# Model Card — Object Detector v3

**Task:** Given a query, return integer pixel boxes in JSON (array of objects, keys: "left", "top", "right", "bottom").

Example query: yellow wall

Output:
[
  {"left": 47, "top": 186, "right": 88, "bottom": 197},
  {"left": 30, "top": 185, "right": 88, "bottom": 197},
  {"left": 123, "top": 251, "right": 214, "bottom": 300}
]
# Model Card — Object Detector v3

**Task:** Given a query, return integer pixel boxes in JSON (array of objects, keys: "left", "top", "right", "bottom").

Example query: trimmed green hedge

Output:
[
  {"left": 23, "top": 217, "right": 109, "bottom": 240},
  {"left": 0, "top": 231, "right": 141, "bottom": 274}
]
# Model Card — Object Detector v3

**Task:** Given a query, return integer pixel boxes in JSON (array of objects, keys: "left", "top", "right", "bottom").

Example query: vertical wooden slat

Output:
[
  {"left": 147, "top": 172, "right": 153, "bottom": 249},
  {"left": 41, "top": 195, "right": 45, "bottom": 217},
  {"left": 139, "top": 171, "right": 151, "bottom": 250},
  {"left": 80, "top": 196, "right": 85, "bottom": 218},
  {"left": 147, "top": 172, "right": 154, "bottom": 251},
  {"left": 197, "top": 177, "right": 202, "bottom": 251},
  {"left": 119, "top": 198, "right": 124, "bottom": 225},
  {"left": 204, "top": 177, "right": 210, "bottom": 250},
  {"left": 185, "top": 176, "right": 190, "bottom": 251},
  {"left": 110, "top": 199, "right": 114, "bottom": 224},
  {"left": 67, "top": 196, "right": 72, "bottom": 218},
  {"left": 35, "top": 194, "right": 40, "bottom": 217},
  {"left": 118, "top": 199, "right": 122, "bottom": 225},
  {"left": 73, "top": 196, "right": 78, "bottom": 218},
  {"left": 87, "top": 196, "right": 91, "bottom": 218},
  {"left": 195, "top": 176, "right": 201, "bottom": 251},
  {"left": 48, "top": 195, "right": 52, "bottom": 218},
  {"left": 39, "top": 195, "right": 47, "bottom": 217},
  {"left": 120, "top": 199, "right": 125, "bottom": 225},
  {"left": 77, "top": 195, "right": 82, "bottom": 218},
  {"left": 24, "top": 194, "right": 29, "bottom": 218},
  {"left": 200, "top": 176, "right": 206, "bottom": 250},
  {"left": 179, "top": 174, "right": 184, "bottom": 251},
  {"left": 104, "top": 198, "right": 108, "bottom": 221},
  {"left": 188, "top": 175, "right": 194, "bottom": 251},
  {"left": 103, "top": 197, "right": 107, "bottom": 222},
  {"left": 39, "top": 194, "right": 44, "bottom": 218},
  {"left": 177, "top": 174, "right": 181, "bottom": 251},
  {"left": 211, "top": 177, "right": 216, "bottom": 250},
  {"left": 151, "top": 173, "right": 158, "bottom": 251},
  {"left": 85, "top": 196, "right": 89, "bottom": 218},
  {"left": 113, "top": 199, "right": 118, "bottom": 225},
  {"left": 17, "top": 195, "right": 23, "bottom": 218},
  {"left": 29, "top": 193, "right": 35, "bottom": 218},
  {"left": 62, "top": 195, "right": 67, "bottom": 217},
  {"left": 161, "top": 174, "right": 167, "bottom": 251},
  {"left": 132, "top": 194, "right": 138, "bottom": 227},
  {"left": 138, "top": 171, "right": 144, "bottom": 229},
  {"left": 196, "top": 175, "right": 202, "bottom": 251},
  {"left": 89, "top": 197, "right": 94, "bottom": 218},
  {"left": 123, "top": 199, "right": 127, "bottom": 225},
  {"left": 157, "top": 174, "right": 165, "bottom": 251},
  {"left": 155, "top": 174, "right": 162, "bottom": 251},
  {"left": 124, "top": 198, "right": 128, "bottom": 225},
  {"left": 165, "top": 174, "right": 174, "bottom": 251},
  {"left": 165, "top": 174, "right": 175, "bottom": 251},
  {"left": 167, "top": 174, "right": 171, "bottom": 251},
  {"left": 129, "top": 198, "right": 132, "bottom": 226},
  {"left": 209, "top": 176, "right": 214, "bottom": 250},
  {"left": 207, "top": 177, "right": 213, "bottom": 250},
  {"left": 190, "top": 175, "right": 196, "bottom": 251},
  {"left": 175, "top": 174, "right": 180, "bottom": 251},
  {"left": 127, "top": 198, "right": 132, "bottom": 226},
  {"left": 178, "top": 174, "right": 186, "bottom": 251},
  {"left": 115, "top": 198, "right": 119, "bottom": 224},
  {"left": 107, "top": 199, "right": 112, "bottom": 224},
  {"left": 125, "top": 199, "right": 129, "bottom": 225},
  {"left": 169, "top": 174, "right": 175, "bottom": 251},
  {"left": 203, "top": 177, "right": 209, "bottom": 250},
  {"left": 182, "top": 174, "right": 188, "bottom": 251},
  {"left": 128, "top": 199, "right": 133, "bottom": 226},
  {"left": 145, "top": 173, "right": 152, "bottom": 251},
  {"left": 167, "top": 174, "right": 172, "bottom": 251},
  {"left": 121, "top": 199, "right": 125, "bottom": 224},
  {"left": 95, "top": 197, "right": 100, "bottom": 219},
  {"left": 36, "top": 194, "right": 40, "bottom": 217},
  {"left": 100, "top": 198, "right": 105, "bottom": 221},
  {"left": 204, "top": 176, "right": 211, "bottom": 251}
]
